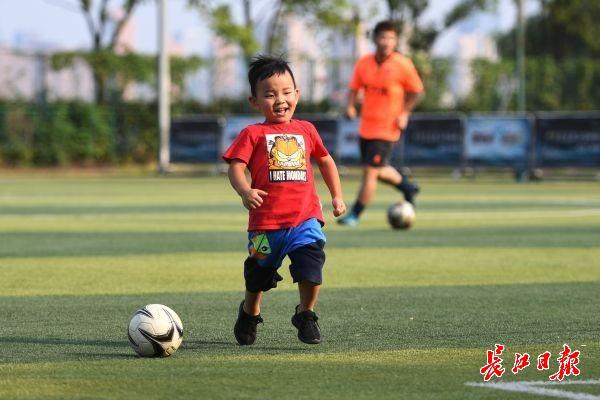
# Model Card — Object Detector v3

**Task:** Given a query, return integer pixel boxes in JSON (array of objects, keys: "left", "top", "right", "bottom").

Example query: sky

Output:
[{"left": 0, "top": 0, "right": 540, "bottom": 56}]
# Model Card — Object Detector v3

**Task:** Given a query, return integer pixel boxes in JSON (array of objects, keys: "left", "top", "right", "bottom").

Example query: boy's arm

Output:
[
  {"left": 228, "top": 159, "right": 268, "bottom": 210},
  {"left": 316, "top": 155, "right": 346, "bottom": 217}
]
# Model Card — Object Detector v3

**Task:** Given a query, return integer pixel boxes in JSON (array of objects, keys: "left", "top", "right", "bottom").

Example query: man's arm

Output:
[
  {"left": 346, "top": 89, "right": 359, "bottom": 120},
  {"left": 228, "top": 159, "right": 267, "bottom": 210},
  {"left": 316, "top": 155, "right": 346, "bottom": 217},
  {"left": 397, "top": 91, "right": 425, "bottom": 130},
  {"left": 405, "top": 91, "right": 424, "bottom": 112}
]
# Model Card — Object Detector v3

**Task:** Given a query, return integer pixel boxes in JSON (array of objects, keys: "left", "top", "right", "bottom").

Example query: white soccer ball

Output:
[
  {"left": 387, "top": 201, "right": 416, "bottom": 230},
  {"left": 127, "top": 304, "right": 183, "bottom": 357}
]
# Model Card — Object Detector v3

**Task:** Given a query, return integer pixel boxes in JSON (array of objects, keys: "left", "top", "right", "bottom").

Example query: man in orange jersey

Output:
[{"left": 338, "top": 20, "right": 424, "bottom": 226}]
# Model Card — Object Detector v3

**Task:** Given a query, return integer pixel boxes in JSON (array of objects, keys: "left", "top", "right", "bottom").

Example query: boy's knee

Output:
[
  {"left": 244, "top": 257, "right": 283, "bottom": 293},
  {"left": 288, "top": 240, "right": 326, "bottom": 285}
]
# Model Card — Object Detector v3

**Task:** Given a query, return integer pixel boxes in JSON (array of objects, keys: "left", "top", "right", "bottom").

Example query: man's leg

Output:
[
  {"left": 377, "top": 165, "right": 401, "bottom": 185},
  {"left": 339, "top": 166, "right": 379, "bottom": 225},
  {"left": 378, "top": 165, "right": 420, "bottom": 205},
  {"left": 357, "top": 165, "right": 382, "bottom": 206}
]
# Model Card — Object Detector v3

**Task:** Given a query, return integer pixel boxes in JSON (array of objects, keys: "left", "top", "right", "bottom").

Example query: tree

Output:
[
  {"left": 49, "top": 0, "right": 204, "bottom": 104},
  {"left": 496, "top": 0, "right": 600, "bottom": 59},
  {"left": 383, "top": 0, "right": 498, "bottom": 52},
  {"left": 188, "top": 0, "right": 354, "bottom": 65},
  {"left": 48, "top": 0, "right": 148, "bottom": 103},
  {"left": 50, "top": 51, "right": 203, "bottom": 103}
]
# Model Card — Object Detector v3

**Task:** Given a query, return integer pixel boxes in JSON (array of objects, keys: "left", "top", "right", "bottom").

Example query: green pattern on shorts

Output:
[{"left": 251, "top": 233, "right": 271, "bottom": 255}]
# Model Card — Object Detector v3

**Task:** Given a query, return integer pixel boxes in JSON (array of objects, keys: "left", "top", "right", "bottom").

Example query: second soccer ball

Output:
[{"left": 387, "top": 201, "right": 416, "bottom": 230}]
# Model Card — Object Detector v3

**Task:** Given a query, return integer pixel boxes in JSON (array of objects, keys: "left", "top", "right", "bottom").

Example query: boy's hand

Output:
[
  {"left": 332, "top": 197, "right": 346, "bottom": 217},
  {"left": 242, "top": 188, "right": 268, "bottom": 210}
]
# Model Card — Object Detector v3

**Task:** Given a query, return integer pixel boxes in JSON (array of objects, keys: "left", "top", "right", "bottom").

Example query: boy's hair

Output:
[
  {"left": 248, "top": 55, "right": 297, "bottom": 97},
  {"left": 373, "top": 20, "right": 399, "bottom": 37}
]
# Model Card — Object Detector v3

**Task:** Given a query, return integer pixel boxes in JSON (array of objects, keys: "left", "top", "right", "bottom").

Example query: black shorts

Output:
[
  {"left": 244, "top": 240, "right": 326, "bottom": 293},
  {"left": 360, "top": 138, "right": 395, "bottom": 167}
]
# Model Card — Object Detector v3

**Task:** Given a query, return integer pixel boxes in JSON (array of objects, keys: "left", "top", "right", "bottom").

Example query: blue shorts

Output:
[{"left": 244, "top": 218, "right": 326, "bottom": 292}]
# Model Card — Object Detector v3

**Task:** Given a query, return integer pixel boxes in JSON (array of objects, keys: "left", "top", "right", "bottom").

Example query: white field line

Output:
[{"left": 466, "top": 380, "right": 600, "bottom": 399}]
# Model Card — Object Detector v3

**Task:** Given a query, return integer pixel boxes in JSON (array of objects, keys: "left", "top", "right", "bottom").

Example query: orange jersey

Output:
[{"left": 349, "top": 52, "right": 424, "bottom": 141}]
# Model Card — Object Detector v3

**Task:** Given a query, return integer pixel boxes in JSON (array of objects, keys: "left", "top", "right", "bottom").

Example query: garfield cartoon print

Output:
[{"left": 266, "top": 134, "right": 308, "bottom": 182}]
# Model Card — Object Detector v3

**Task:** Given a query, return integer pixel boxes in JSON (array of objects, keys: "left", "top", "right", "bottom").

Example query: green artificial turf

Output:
[{"left": 0, "top": 170, "right": 599, "bottom": 399}]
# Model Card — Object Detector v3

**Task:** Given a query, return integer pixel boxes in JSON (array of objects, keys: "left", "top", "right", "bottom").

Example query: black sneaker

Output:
[
  {"left": 291, "top": 305, "right": 321, "bottom": 344},
  {"left": 234, "top": 301, "right": 263, "bottom": 345},
  {"left": 403, "top": 182, "right": 420, "bottom": 205}
]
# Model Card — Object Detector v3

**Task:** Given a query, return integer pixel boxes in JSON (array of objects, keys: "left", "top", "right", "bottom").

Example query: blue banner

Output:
[
  {"left": 464, "top": 116, "right": 532, "bottom": 166},
  {"left": 337, "top": 118, "right": 361, "bottom": 162},
  {"left": 170, "top": 117, "right": 224, "bottom": 162},
  {"left": 399, "top": 114, "right": 465, "bottom": 167},
  {"left": 535, "top": 113, "right": 600, "bottom": 167},
  {"left": 221, "top": 115, "right": 263, "bottom": 157},
  {"left": 295, "top": 114, "right": 340, "bottom": 160}
]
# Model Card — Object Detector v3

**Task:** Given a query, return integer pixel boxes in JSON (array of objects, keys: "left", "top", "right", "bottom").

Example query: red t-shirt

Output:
[{"left": 223, "top": 119, "right": 329, "bottom": 231}]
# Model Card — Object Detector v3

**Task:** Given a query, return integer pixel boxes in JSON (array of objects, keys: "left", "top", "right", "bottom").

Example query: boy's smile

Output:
[{"left": 250, "top": 71, "right": 299, "bottom": 124}]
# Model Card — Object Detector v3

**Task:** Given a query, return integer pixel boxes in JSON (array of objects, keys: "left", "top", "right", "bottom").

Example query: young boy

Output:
[{"left": 223, "top": 55, "right": 346, "bottom": 345}]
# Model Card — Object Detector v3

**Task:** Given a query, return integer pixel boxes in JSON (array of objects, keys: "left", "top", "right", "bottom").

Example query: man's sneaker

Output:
[
  {"left": 403, "top": 182, "right": 420, "bottom": 205},
  {"left": 234, "top": 301, "right": 263, "bottom": 346},
  {"left": 291, "top": 305, "right": 321, "bottom": 344},
  {"left": 337, "top": 212, "right": 359, "bottom": 226}
]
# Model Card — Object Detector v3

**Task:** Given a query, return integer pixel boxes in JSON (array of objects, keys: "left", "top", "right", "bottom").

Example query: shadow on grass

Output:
[
  {"left": 2, "top": 282, "right": 599, "bottom": 364},
  {"left": 182, "top": 340, "right": 307, "bottom": 352},
  {"left": 0, "top": 337, "right": 129, "bottom": 347}
]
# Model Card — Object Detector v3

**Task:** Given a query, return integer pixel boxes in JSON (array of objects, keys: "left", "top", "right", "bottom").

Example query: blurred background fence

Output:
[
  {"left": 1, "top": 0, "right": 598, "bottom": 174},
  {"left": 1, "top": 50, "right": 598, "bottom": 169}
]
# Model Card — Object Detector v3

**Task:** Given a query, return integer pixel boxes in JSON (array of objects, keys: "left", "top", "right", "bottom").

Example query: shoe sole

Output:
[{"left": 291, "top": 316, "right": 321, "bottom": 344}]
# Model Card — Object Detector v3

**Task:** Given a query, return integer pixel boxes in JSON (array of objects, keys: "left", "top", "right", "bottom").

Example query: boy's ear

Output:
[{"left": 248, "top": 95, "right": 259, "bottom": 109}]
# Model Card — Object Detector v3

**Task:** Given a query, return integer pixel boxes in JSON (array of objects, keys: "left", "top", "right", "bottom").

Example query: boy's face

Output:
[
  {"left": 249, "top": 71, "right": 299, "bottom": 124},
  {"left": 374, "top": 30, "right": 398, "bottom": 58}
]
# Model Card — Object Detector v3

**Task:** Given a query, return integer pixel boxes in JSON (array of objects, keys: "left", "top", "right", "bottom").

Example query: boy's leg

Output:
[
  {"left": 244, "top": 290, "right": 263, "bottom": 315},
  {"left": 234, "top": 296, "right": 263, "bottom": 346},
  {"left": 234, "top": 231, "right": 285, "bottom": 346},
  {"left": 297, "top": 280, "right": 321, "bottom": 312},
  {"left": 291, "top": 281, "right": 322, "bottom": 344},
  {"left": 288, "top": 240, "right": 325, "bottom": 344}
]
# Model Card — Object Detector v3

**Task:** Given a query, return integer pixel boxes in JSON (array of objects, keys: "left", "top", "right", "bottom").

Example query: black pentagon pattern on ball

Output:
[
  {"left": 137, "top": 327, "right": 170, "bottom": 357},
  {"left": 135, "top": 307, "right": 153, "bottom": 319},
  {"left": 163, "top": 307, "right": 183, "bottom": 337},
  {"left": 137, "top": 322, "right": 179, "bottom": 357}
]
